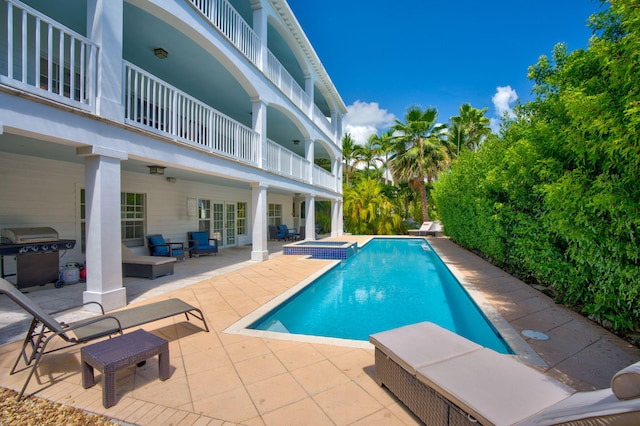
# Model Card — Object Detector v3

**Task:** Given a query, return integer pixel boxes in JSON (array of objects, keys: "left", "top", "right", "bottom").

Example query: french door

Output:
[{"left": 211, "top": 202, "right": 237, "bottom": 247}]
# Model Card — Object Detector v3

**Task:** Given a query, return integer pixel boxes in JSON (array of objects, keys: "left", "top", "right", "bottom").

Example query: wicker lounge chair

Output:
[
  {"left": 370, "top": 322, "right": 640, "bottom": 425},
  {"left": 0, "top": 278, "right": 209, "bottom": 400},
  {"left": 122, "top": 244, "right": 176, "bottom": 279}
]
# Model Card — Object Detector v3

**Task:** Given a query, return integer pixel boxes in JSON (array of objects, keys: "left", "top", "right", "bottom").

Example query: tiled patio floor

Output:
[{"left": 0, "top": 236, "right": 638, "bottom": 425}]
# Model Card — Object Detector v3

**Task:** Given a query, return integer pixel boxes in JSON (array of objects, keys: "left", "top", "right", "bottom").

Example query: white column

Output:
[
  {"left": 252, "top": 2, "right": 268, "bottom": 71},
  {"left": 77, "top": 146, "right": 128, "bottom": 312},
  {"left": 304, "top": 74, "right": 314, "bottom": 115},
  {"left": 331, "top": 110, "right": 339, "bottom": 141},
  {"left": 304, "top": 194, "right": 316, "bottom": 241},
  {"left": 251, "top": 182, "right": 269, "bottom": 261},
  {"left": 305, "top": 138, "right": 314, "bottom": 184},
  {"left": 331, "top": 199, "right": 342, "bottom": 237},
  {"left": 252, "top": 98, "right": 267, "bottom": 169},
  {"left": 332, "top": 156, "right": 342, "bottom": 192},
  {"left": 87, "top": 0, "right": 124, "bottom": 121}
]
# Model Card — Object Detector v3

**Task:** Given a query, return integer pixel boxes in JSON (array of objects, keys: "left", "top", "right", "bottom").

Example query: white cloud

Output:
[
  {"left": 343, "top": 101, "right": 396, "bottom": 145},
  {"left": 490, "top": 86, "right": 518, "bottom": 132}
]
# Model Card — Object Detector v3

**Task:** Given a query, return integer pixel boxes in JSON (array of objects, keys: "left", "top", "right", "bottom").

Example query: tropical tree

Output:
[
  {"left": 373, "top": 130, "right": 395, "bottom": 184},
  {"left": 341, "top": 133, "right": 359, "bottom": 185},
  {"left": 449, "top": 103, "right": 491, "bottom": 155},
  {"left": 343, "top": 178, "right": 403, "bottom": 234},
  {"left": 389, "top": 106, "right": 449, "bottom": 222},
  {"left": 353, "top": 134, "right": 383, "bottom": 179}
]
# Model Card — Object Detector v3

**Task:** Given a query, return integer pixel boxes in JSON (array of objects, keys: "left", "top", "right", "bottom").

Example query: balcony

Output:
[
  {"left": 1, "top": 0, "right": 97, "bottom": 110},
  {"left": 187, "top": 0, "right": 336, "bottom": 143},
  {"left": 0, "top": 0, "right": 338, "bottom": 192},
  {"left": 125, "top": 62, "right": 260, "bottom": 166},
  {"left": 125, "top": 62, "right": 337, "bottom": 190}
]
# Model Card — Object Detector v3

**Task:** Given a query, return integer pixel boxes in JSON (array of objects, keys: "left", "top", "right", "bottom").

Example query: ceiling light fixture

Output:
[
  {"left": 147, "top": 165, "right": 166, "bottom": 175},
  {"left": 153, "top": 48, "right": 168, "bottom": 59}
]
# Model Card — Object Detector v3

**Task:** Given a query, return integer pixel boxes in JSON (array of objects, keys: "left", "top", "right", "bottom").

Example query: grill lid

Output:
[{"left": 1, "top": 227, "right": 59, "bottom": 244}]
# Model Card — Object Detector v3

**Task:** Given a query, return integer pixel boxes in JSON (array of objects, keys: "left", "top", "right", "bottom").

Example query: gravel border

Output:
[{"left": 0, "top": 387, "right": 120, "bottom": 425}]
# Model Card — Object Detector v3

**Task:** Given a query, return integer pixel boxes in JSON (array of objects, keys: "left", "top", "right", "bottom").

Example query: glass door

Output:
[
  {"left": 225, "top": 203, "right": 236, "bottom": 246},
  {"left": 212, "top": 202, "right": 224, "bottom": 247}
]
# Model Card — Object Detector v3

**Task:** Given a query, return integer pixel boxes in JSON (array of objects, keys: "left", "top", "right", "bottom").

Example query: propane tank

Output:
[{"left": 60, "top": 262, "right": 80, "bottom": 284}]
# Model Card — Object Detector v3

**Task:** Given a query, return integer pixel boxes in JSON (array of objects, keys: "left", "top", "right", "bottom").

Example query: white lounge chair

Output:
[
  {"left": 370, "top": 322, "right": 640, "bottom": 425},
  {"left": 408, "top": 221, "right": 434, "bottom": 236}
]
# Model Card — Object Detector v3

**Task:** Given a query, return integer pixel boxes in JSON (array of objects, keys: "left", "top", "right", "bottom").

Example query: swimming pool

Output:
[{"left": 250, "top": 238, "right": 513, "bottom": 354}]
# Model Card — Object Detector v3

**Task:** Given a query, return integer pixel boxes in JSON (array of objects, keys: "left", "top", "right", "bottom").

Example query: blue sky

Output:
[{"left": 288, "top": 0, "right": 604, "bottom": 144}]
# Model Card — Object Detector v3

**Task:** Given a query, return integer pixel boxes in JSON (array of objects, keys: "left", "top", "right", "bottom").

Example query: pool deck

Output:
[{"left": 0, "top": 235, "right": 638, "bottom": 425}]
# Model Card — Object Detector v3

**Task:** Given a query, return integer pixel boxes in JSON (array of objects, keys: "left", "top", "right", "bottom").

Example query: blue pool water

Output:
[{"left": 250, "top": 238, "right": 512, "bottom": 354}]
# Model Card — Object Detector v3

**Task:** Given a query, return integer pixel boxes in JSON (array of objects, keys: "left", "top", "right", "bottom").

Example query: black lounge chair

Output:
[{"left": 0, "top": 278, "right": 209, "bottom": 400}]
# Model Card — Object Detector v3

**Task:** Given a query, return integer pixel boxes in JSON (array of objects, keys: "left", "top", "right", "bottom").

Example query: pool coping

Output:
[{"left": 224, "top": 236, "right": 547, "bottom": 367}]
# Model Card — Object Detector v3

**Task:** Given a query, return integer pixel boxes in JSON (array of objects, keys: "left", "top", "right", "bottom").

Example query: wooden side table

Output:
[{"left": 81, "top": 329, "right": 170, "bottom": 408}]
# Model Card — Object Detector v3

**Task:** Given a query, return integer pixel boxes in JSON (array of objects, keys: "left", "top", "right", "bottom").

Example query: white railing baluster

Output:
[
  {"left": 34, "top": 17, "right": 40, "bottom": 87},
  {"left": 70, "top": 36, "right": 76, "bottom": 100},
  {"left": 7, "top": 2, "right": 13, "bottom": 79},
  {"left": 20, "top": 9, "right": 26, "bottom": 82}
]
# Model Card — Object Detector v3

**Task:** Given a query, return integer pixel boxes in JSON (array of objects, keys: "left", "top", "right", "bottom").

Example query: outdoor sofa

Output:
[
  {"left": 122, "top": 243, "right": 176, "bottom": 279},
  {"left": 370, "top": 322, "right": 640, "bottom": 425}
]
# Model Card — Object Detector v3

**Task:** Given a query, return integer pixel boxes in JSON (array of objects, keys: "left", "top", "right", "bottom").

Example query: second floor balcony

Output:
[{"left": 0, "top": 0, "right": 342, "bottom": 192}]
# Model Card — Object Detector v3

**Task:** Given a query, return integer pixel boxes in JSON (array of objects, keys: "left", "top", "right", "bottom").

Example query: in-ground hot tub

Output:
[{"left": 283, "top": 240, "right": 358, "bottom": 260}]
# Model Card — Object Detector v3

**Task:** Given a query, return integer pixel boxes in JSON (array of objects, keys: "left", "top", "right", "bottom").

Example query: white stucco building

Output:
[{"left": 0, "top": 0, "right": 346, "bottom": 310}]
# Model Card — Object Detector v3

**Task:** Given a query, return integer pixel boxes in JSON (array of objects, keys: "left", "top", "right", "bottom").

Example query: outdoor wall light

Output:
[
  {"left": 166, "top": 177, "right": 177, "bottom": 183},
  {"left": 293, "top": 139, "right": 300, "bottom": 145},
  {"left": 153, "top": 48, "right": 169, "bottom": 59},
  {"left": 147, "top": 165, "right": 166, "bottom": 175}
]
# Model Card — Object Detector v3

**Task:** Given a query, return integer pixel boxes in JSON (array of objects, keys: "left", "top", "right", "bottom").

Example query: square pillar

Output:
[
  {"left": 251, "top": 182, "right": 269, "bottom": 261},
  {"left": 87, "top": 0, "right": 124, "bottom": 121},
  {"left": 304, "top": 194, "right": 316, "bottom": 241},
  {"left": 78, "top": 146, "right": 128, "bottom": 312}
]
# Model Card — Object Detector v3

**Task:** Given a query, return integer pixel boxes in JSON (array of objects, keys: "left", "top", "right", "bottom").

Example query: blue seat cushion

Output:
[
  {"left": 149, "top": 235, "right": 169, "bottom": 255},
  {"left": 190, "top": 232, "right": 217, "bottom": 252}
]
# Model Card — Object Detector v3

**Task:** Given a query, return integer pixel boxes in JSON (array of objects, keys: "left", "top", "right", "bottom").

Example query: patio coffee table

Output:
[{"left": 81, "top": 329, "right": 170, "bottom": 408}]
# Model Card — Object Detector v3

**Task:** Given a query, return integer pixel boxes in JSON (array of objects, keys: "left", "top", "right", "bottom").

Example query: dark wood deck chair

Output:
[{"left": 0, "top": 278, "right": 208, "bottom": 400}]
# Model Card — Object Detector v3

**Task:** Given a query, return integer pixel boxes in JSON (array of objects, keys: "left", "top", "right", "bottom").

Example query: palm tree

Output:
[
  {"left": 353, "top": 134, "right": 383, "bottom": 179},
  {"left": 373, "top": 130, "right": 395, "bottom": 184},
  {"left": 341, "top": 133, "right": 359, "bottom": 185},
  {"left": 390, "top": 106, "right": 449, "bottom": 222},
  {"left": 449, "top": 103, "right": 491, "bottom": 155}
]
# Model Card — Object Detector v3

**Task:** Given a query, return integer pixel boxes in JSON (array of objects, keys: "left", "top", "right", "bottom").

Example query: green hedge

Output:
[{"left": 433, "top": 0, "right": 640, "bottom": 332}]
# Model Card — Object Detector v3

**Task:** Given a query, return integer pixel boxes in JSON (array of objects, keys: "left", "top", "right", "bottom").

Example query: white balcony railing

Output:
[
  {"left": 266, "top": 138, "right": 310, "bottom": 183},
  {"left": 188, "top": 0, "right": 260, "bottom": 66},
  {"left": 125, "top": 61, "right": 259, "bottom": 165},
  {"left": 1, "top": 0, "right": 97, "bottom": 109},
  {"left": 313, "top": 164, "right": 335, "bottom": 190},
  {"left": 188, "top": 0, "right": 335, "bottom": 142},
  {"left": 266, "top": 50, "right": 313, "bottom": 117}
]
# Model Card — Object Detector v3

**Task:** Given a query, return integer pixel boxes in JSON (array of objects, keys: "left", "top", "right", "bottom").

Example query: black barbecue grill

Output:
[{"left": 0, "top": 227, "right": 76, "bottom": 289}]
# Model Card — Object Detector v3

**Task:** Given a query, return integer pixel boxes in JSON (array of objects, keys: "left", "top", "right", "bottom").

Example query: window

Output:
[
  {"left": 198, "top": 199, "right": 211, "bottom": 233},
  {"left": 80, "top": 190, "right": 146, "bottom": 251},
  {"left": 237, "top": 202, "right": 247, "bottom": 235},
  {"left": 268, "top": 203, "right": 282, "bottom": 226},
  {"left": 121, "top": 193, "right": 146, "bottom": 246}
]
